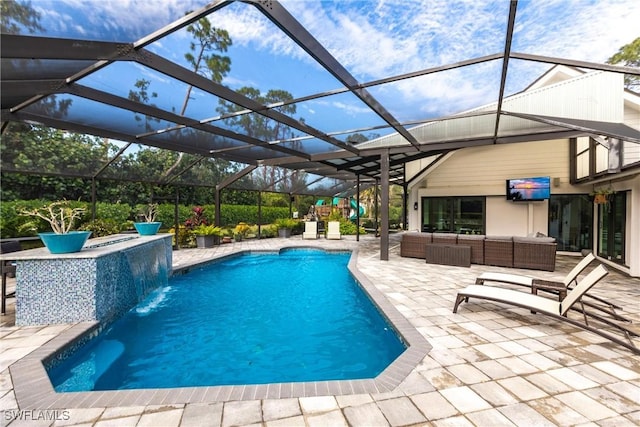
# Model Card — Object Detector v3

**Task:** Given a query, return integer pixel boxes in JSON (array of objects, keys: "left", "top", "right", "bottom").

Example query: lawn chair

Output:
[
  {"left": 475, "top": 252, "right": 626, "bottom": 321},
  {"left": 302, "top": 221, "right": 319, "bottom": 239},
  {"left": 326, "top": 221, "right": 341, "bottom": 240},
  {"left": 1, "top": 241, "right": 21, "bottom": 315},
  {"left": 454, "top": 265, "right": 639, "bottom": 355}
]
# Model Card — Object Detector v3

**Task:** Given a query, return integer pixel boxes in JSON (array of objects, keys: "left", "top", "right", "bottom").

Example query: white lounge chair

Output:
[
  {"left": 326, "top": 221, "right": 341, "bottom": 240},
  {"left": 454, "top": 265, "right": 639, "bottom": 355},
  {"left": 475, "top": 252, "right": 624, "bottom": 319},
  {"left": 476, "top": 252, "right": 596, "bottom": 288},
  {"left": 302, "top": 221, "right": 319, "bottom": 239}
]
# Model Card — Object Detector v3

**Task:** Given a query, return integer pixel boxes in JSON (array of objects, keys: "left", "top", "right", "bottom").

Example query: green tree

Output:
[
  {"left": 1, "top": 0, "right": 72, "bottom": 119},
  {"left": 1, "top": 0, "right": 43, "bottom": 34},
  {"left": 163, "top": 15, "right": 232, "bottom": 178},
  {"left": 182, "top": 16, "right": 232, "bottom": 110},
  {"left": 1, "top": 124, "right": 117, "bottom": 200},
  {"left": 217, "top": 88, "right": 308, "bottom": 193},
  {"left": 607, "top": 37, "right": 640, "bottom": 91},
  {"left": 128, "top": 79, "right": 159, "bottom": 132}
]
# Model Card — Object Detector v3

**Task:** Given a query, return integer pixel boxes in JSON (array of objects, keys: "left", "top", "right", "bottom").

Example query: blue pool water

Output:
[{"left": 48, "top": 249, "right": 406, "bottom": 391}]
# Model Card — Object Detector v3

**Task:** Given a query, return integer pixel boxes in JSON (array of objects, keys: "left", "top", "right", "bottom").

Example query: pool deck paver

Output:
[{"left": 1, "top": 233, "right": 639, "bottom": 426}]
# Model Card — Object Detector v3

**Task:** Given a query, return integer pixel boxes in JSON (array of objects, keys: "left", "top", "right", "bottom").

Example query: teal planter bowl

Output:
[
  {"left": 134, "top": 222, "right": 162, "bottom": 235},
  {"left": 38, "top": 231, "right": 92, "bottom": 254}
]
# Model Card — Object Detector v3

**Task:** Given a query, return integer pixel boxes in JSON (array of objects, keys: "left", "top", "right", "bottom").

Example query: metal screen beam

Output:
[
  {"left": 66, "top": 84, "right": 311, "bottom": 159},
  {"left": 0, "top": 34, "right": 129, "bottom": 60},
  {"left": 504, "top": 111, "right": 640, "bottom": 144},
  {"left": 493, "top": 0, "right": 518, "bottom": 144},
  {"left": 510, "top": 52, "right": 640, "bottom": 76},
  {"left": 130, "top": 50, "right": 359, "bottom": 155},
  {"left": 163, "top": 156, "right": 206, "bottom": 185},
  {"left": 0, "top": 110, "right": 256, "bottom": 165},
  {"left": 195, "top": 52, "right": 503, "bottom": 127},
  {"left": 134, "top": 0, "right": 233, "bottom": 48},
  {"left": 216, "top": 164, "right": 258, "bottom": 191},
  {"left": 251, "top": 0, "right": 422, "bottom": 150}
]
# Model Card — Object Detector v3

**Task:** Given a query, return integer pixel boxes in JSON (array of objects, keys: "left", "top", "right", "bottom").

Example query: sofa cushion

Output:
[
  {"left": 432, "top": 233, "right": 458, "bottom": 244},
  {"left": 513, "top": 236, "right": 556, "bottom": 244},
  {"left": 485, "top": 236, "right": 513, "bottom": 241},
  {"left": 400, "top": 232, "right": 432, "bottom": 258},
  {"left": 457, "top": 234, "right": 485, "bottom": 240}
]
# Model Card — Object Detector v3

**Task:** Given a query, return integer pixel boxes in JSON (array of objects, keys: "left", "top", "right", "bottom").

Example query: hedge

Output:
[{"left": 0, "top": 200, "right": 294, "bottom": 238}]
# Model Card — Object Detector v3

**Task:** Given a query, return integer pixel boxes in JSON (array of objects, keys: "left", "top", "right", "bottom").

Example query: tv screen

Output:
[{"left": 506, "top": 176, "right": 550, "bottom": 201}]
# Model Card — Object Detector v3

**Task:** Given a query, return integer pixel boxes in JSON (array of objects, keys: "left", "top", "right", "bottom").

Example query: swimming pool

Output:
[{"left": 47, "top": 248, "right": 406, "bottom": 391}]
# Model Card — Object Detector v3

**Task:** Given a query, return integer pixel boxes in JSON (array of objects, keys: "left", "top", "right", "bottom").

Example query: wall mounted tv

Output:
[{"left": 506, "top": 176, "right": 551, "bottom": 201}]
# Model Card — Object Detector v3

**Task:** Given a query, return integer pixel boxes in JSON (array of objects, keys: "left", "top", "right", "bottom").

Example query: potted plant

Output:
[
  {"left": 233, "top": 222, "right": 250, "bottom": 242},
  {"left": 221, "top": 229, "right": 233, "bottom": 244},
  {"left": 193, "top": 224, "right": 222, "bottom": 248},
  {"left": 20, "top": 200, "right": 91, "bottom": 254},
  {"left": 274, "top": 218, "right": 298, "bottom": 238},
  {"left": 134, "top": 203, "right": 162, "bottom": 235},
  {"left": 591, "top": 188, "right": 615, "bottom": 205}
]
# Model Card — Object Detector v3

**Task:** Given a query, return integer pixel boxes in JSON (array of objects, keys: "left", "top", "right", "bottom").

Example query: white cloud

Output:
[
  {"left": 33, "top": 0, "right": 640, "bottom": 122},
  {"left": 37, "top": 0, "right": 207, "bottom": 40},
  {"left": 210, "top": 3, "right": 310, "bottom": 60},
  {"left": 513, "top": 0, "right": 640, "bottom": 62},
  {"left": 331, "top": 101, "right": 372, "bottom": 117}
]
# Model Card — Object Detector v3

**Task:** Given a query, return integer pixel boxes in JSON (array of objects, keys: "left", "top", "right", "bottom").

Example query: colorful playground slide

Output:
[{"left": 349, "top": 198, "right": 366, "bottom": 221}]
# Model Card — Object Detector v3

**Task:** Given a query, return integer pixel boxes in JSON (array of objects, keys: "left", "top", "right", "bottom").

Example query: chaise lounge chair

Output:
[
  {"left": 476, "top": 252, "right": 596, "bottom": 288},
  {"left": 302, "top": 221, "right": 319, "bottom": 239},
  {"left": 475, "top": 252, "right": 625, "bottom": 319},
  {"left": 453, "top": 264, "right": 639, "bottom": 354}
]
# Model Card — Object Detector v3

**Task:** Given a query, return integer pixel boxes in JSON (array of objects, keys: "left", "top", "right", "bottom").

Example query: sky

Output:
[{"left": 23, "top": 0, "right": 640, "bottom": 140}]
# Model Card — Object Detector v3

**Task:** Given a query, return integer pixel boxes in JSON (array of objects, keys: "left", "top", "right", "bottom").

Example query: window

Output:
[
  {"left": 421, "top": 197, "right": 485, "bottom": 234},
  {"left": 575, "top": 136, "right": 590, "bottom": 180},
  {"left": 571, "top": 136, "right": 640, "bottom": 183}
]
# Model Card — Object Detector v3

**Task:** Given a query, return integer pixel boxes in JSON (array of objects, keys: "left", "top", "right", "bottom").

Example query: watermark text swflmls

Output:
[{"left": 3, "top": 409, "right": 71, "bottom": 422}]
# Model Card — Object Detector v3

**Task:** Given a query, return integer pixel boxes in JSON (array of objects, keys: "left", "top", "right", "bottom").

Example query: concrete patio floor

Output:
[{"left": 1, "top": 233, "right": 639, "bottom": 426}]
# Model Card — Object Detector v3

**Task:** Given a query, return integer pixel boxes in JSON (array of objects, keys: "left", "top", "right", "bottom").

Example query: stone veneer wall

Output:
[{"left": 15, "top": 235, "right": 172, "bottom": 326}]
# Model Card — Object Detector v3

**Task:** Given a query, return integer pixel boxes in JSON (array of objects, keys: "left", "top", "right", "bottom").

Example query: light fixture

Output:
[{"left": 413, "top": 202, "right": 418, "bottom": 210}]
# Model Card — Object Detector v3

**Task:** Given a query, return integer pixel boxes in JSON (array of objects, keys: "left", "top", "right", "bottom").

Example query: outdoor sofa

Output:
[{"left": 400, "top": 232, "right": 557, "bottom": 271}]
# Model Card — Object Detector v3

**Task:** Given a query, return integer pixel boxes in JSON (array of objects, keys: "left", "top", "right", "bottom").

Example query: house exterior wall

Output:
[
  {"left": 408, "top": 138, "right": 582, "bottom": 234},
  {"left": 406, "top": 139, "right": 640, "bottom": 277}
]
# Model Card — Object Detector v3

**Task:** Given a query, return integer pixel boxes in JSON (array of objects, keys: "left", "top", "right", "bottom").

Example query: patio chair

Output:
[
  {"left": 326, "top": 221, "right": 341, "bottom": 240},
  {"left": 400, "top": 232, "right": 432, "bottom": 258},
  {"left": 475, "top": 252, "right": 625, "bottom": 320},
  {"left": 483, "top": 236, "right": 513, "bottom": 268},
  {"left": 454, "top": 265, "right": 639, "bottom": 355},
  {"left": 1, "top": 241, "right": 21, "bottom": 315},
  {"left": 302, "top": 221, "right": 319, "bottom": 239}
]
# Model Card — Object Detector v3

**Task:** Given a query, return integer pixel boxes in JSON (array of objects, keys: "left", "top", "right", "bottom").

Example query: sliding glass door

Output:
[
  {"left": 597, "top": 191, "right": 626, "bottom": 265},
  {"left": 548, "top": 195, "right": 592, "bottom": 252}
]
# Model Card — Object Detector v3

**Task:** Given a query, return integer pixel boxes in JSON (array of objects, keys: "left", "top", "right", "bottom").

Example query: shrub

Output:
[
  {"left": 95, "top": 202, "right": 131, "bottom": 230},
  {"left": 192, "top": 224, "right": 222, "bottom": 236},
  {"left": 274, "top": 218, "right": 298, "bottom": 229},
  {"left": 260, "top": 224, "right": 278, "bottom": 238},
  {"left": 18, "top": 200, "right": 89, "bottom": 234},
  {"left": 79, "top": 219, "right": 120, "bottom": 237},
  {"left": 169, "top": 224, "right": 195, "bottom": 248}
]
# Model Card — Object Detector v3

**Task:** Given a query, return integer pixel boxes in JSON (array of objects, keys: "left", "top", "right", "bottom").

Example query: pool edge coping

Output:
[{"left": 10, "top": 246, "right": 432, "bottom": 409}]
